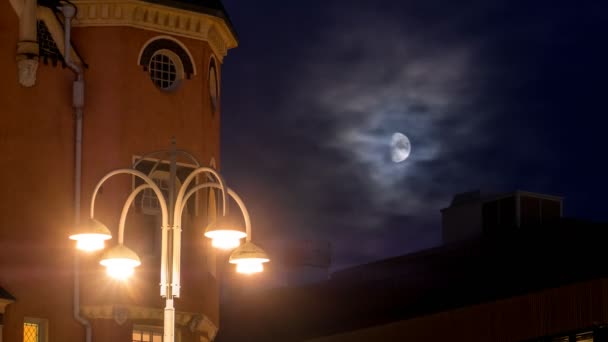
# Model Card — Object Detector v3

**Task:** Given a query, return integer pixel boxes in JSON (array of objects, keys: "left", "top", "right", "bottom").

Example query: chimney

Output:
[{"left": 441, "top": 190, "right": 563, "bottom": 244}]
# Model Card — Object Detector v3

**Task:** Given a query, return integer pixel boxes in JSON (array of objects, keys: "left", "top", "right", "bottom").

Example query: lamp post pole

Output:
[
  {"left": 165, "top": 141, "right": 178, "bottom": 342},
  {"left": 71, "top": 144, "right": 269, "bottom": 342}
]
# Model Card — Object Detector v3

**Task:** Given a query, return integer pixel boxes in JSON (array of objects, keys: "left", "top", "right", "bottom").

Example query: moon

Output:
[{"left": 391, "top": 132, "right": 411, "bottom": 163}]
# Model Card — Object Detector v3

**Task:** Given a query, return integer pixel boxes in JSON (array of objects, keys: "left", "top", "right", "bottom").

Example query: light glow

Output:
[
  {"left": 100, "top": 258, "right": 140, "bottom": 280},
  {"left": 70, "top": 233, "right": 109, "bottom": 252},
  {"left": 211, "top": 237, "right": 241, "bottom": 250},
  {"left": 232, "top": 257, "right": 269, "bottom": 275},
  {"left": 235, "top": 261, "right": 264, "bottom": 275},
  {"left": 106, "top": 263, "right": 134, "bottom": 280},
  {"left": 76, "top": 238, "right": 104, "bottom": 252},
  {"left": 205, "top": 230, "right": 246, "bottom": 250}
]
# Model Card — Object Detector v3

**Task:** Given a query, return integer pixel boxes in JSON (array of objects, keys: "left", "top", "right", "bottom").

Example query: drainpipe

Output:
[{"left": 60, "top": 4, "right": 92, "bottom": 342}]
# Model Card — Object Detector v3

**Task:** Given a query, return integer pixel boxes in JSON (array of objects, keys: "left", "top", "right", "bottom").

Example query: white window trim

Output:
[
  {"left": 132, "top": 156, "right": 200, "bottom": 217},
  {"left": 136, "top": 36, "right": 197, "bottom": 76}
]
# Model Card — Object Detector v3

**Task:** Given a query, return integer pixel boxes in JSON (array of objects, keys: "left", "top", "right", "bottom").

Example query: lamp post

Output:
[{"left": 69, "top": 144, "right": 269, "bottom": 342}]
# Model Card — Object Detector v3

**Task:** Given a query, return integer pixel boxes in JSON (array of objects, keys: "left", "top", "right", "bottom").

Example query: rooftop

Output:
[{"left": 218, "top": 218, "right": 608, "bottom": 341}]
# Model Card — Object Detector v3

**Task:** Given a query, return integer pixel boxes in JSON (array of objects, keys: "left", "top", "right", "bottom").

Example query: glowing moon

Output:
[{"left": 391, "top": 132, "right": 411, "bottom": 163}]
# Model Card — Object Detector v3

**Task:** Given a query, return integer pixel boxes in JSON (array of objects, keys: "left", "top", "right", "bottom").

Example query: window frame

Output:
[
  {"left": 148, "top": 49, "right": 184, "bottom": 92},
  {"left": 132, "top": 324, "right": 182, "bottom": 342}
]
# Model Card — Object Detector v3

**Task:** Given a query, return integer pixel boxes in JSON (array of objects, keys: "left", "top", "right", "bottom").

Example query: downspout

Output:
[{"left": 60, "top": 4, "right": 92, "bottom": 342}]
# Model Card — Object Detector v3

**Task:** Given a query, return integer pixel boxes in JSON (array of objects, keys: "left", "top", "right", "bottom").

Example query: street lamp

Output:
[
  {"left": 69, "top": 218, "right": 112, "bottom": 252},
  {"left": 69, "top": 145, "right": 269, "bottom": 342}
]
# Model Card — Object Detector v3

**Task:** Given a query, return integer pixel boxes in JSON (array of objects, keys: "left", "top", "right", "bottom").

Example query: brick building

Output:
[{"left": 0, "top": 0, "right": 237, "bottom": 340}]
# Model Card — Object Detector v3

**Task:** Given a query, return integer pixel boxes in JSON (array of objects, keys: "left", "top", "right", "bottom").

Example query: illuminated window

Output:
[
  {"left": 23, "top": 323, "right": 38, "bottom": 342},
  {"left": 576, "top": 332, "right": 594, "bottom": 342},
  {"left": 551, "top": 332, "right": 595, "bottom": 342},
  {"left": 133, "top": 326, "right": 163, "bottom": 342},
  {"left": 552, "top": 337, "right": 569, "bottom": 342},
  {"left": 23, "top": 318, "right": 47, "bottom": 342}
]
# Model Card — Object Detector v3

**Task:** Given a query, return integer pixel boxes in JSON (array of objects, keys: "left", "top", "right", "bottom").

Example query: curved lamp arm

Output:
[
  {"left": 90, "top": 169, "right": 169, "bottom": 227},
  {"left": 180, "top": 183, "right": 252, "bottom": 241},
  {"left": 91, "top": 169, "right": 173, "bottom": 297},
  {"left": 117, "top": 184, "right": 150, "bottom": 244},
  {"left": 132, "top": 149, "right": 201, "bottom": 169},
  {"left": 170, "top": 182, "right": 252, "bottom": 297},
  {"left": 171, "top": 180, "right": 242, "bottom": 298},
  {"left": 173, "top": 167, "right": 228, "bottom": 227}
]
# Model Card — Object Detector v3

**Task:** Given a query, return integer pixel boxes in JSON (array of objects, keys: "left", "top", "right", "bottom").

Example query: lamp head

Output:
[
  {"left": 99, "top": 244, "right": 141, "bottom": 280},
  {"left": 229, "top": 241, "right": 270, "bottom": 275},
  {"left": 69, "top": 218, "right": 112, "bottom": 252},
  {"left": 204, "top": 216, "right": 247, "bottom": 250}
]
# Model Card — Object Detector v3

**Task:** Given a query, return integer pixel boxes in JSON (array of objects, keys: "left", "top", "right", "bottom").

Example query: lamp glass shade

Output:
[
  {"left": 204, "top": 217, "right": 247, "bottom": 250},
  {"left": 99, "top": 245, "right": 141, "bottom": 280},
  {"left": 69, "top": 218, "right": 112, "bottom": 252},
  {"left": 229, "top": 241, "right": 270, "bottom": 275}
]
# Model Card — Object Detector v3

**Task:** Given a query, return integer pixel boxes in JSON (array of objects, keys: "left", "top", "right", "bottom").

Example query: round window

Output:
[{"left": 148, "top": 50, "right": 183, "bottom": 91}]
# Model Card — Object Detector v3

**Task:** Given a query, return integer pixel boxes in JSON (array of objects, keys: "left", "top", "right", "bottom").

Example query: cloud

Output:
[
  {"left": 221, "top": 0, "right": 605, "bottom": 268},
  {"left": 285, "top": 9, "right": 484, "bottom": 218},
  {"left": 225, "top": 4, "right": 483, "bottom": 267}
]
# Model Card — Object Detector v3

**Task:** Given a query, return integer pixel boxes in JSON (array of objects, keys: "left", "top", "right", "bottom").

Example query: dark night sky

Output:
[{"left": 218, "top": 0, "right": 608, "bottom": 269}]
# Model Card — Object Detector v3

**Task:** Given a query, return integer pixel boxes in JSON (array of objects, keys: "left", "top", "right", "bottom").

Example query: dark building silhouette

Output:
[
  {"left": 442, "top": 190, "right": 563, "bottom": 244},
  {"left": 217, "top": 191, "right": 608, "bottom": 342}
]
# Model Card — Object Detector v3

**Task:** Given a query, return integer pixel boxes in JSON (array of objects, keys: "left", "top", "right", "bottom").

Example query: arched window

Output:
[
  {"left": 140, "top": 170, "right": 184, "bottom": 215},
  {"left": 209, "top": 57, "right": 219, "bottom": 115},
  {"left": 138, "top": 37, "right": 195, "bottom": 91}
]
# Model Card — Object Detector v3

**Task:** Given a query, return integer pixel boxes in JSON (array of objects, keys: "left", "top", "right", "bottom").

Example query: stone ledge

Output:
[
  {"left": 81, "top": 304, "right": 218, "bottom": 340},
  {"left": 71, "top": 0, "right": 237, "bottom": 61}
]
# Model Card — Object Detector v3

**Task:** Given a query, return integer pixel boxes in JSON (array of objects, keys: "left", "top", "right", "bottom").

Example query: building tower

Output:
[{"left": 0, "top": 0, "right": 237, "bottom": 340}]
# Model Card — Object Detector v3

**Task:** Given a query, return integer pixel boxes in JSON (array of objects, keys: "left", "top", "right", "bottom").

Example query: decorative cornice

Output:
[
  {"left": 81, "top": 304, "right": 218, "bottom": 339},
  {"left": 70, "top": 0, "right": 237, "bottom": 61},
  {"left": 0, "top": 298, "right": 14, "bottom": 314}
]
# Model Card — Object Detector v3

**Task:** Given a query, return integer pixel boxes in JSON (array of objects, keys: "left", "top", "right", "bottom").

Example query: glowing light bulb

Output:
[
  {"left": 211, "top": 237, "right": 241, "bottom": 250},
  {"left": 69, "top": 219, "right": 112, "bottom": 252},
  {"left": 100, "top": 258, "right": 140, "bottom": 280},
  {"left": 106, "top": 263, "right": 135, "bottom": 280},
  {"left": 205, "top": 230, "right": 246, "bottom": 250},
  {"left": 75, "top": 236, "right": 105, "bottom": 252},
  {"left": 235, "top": 260, "right": 264, "bottom": 275}
]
